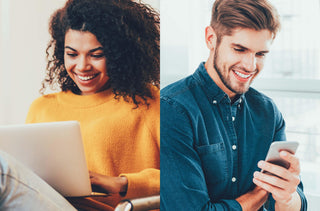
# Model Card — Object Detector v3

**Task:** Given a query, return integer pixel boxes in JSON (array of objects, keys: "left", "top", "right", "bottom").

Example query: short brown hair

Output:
[{"left": 210, "top": 0, "right": 280, "bottom": 41}]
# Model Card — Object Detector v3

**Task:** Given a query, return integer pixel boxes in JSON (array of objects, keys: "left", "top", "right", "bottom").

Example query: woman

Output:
[{"left": 1, "top": 0, "right": 159, "bottom": 210}]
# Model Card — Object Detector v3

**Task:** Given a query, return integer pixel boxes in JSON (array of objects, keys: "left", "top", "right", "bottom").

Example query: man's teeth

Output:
[
  {"left": 235, "top": 71, "right": 251, "bottom": 79},
  {"left": 78, "top": 75, "right": 95, "bottom": 81}
]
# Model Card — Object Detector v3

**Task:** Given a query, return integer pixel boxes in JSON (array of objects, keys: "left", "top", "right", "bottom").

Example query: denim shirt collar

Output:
[{"left": 192, "top": 62, "right": 244, "bottom": 105}]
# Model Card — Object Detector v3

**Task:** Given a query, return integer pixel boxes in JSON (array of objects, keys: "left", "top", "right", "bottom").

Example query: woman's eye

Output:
[
  {"left": 91, "top": 54, "right": 105, "bottom": 58},
  {"left": 66, "top": 53, "right": 77, "bottom": 57}
]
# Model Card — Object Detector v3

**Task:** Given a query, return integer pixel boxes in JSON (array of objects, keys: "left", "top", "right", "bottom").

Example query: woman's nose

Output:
[{"left": 76, "top": 56, "right": 91, "bottom": 72}]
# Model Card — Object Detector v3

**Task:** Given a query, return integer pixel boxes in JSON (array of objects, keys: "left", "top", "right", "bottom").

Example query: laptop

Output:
[{"left": 0, "top": 121, "right": 101, "bottom": 197}]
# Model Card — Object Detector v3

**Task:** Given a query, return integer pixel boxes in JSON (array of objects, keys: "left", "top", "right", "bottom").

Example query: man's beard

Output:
[{"left": 213, "top": 47, "right": 251, "bottom": 95}]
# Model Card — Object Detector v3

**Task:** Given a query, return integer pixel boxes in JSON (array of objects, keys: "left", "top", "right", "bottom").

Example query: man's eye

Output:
[
  {"left": 256, "top": 52, "right": 266, "bottom": 57},
  {"left": 234, "top": 48, "right": 244, "bottom": 52}
]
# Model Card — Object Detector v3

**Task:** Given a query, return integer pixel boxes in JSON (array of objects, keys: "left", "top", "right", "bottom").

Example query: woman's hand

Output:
[{"left": 89, "top": 171, "right": 128, "bottom": 195}]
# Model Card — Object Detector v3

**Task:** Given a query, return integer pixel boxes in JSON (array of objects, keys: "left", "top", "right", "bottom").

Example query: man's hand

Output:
[
  {"left": 236, "top": 186, "right": 269, "bottom": 211},
  {"left": 89, "top": 171, "right": 128, "bottom": 195},
  {"left": 253, "top": 151, "right": 301, "bottom": 210}
]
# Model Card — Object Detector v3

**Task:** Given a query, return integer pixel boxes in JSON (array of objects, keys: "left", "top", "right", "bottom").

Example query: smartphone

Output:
[{"left": 262, "top": 141, "right": 299, "bottom": 172}]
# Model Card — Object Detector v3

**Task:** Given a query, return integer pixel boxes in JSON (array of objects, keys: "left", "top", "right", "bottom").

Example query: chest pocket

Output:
[{"left": 195, "top": 142, "right": 229, "bottom": 185}]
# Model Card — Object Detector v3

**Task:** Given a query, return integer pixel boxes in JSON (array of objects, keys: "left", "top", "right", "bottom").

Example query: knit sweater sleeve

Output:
[
  {"left": 120, "top": 89, "right": 160, "bottom": 199},
  {"left": 120, "top": 168, "right": 160, "bottom": 198}
]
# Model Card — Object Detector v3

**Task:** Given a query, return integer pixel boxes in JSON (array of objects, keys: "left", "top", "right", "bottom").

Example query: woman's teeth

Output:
[{"left": 78, "top": 75, "right": 95, "bottom": 81}]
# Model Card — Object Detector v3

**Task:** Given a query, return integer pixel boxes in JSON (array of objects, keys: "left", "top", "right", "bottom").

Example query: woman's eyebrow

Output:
[
  {"left": 65, "top": 46, "right": 77, "bottom": 51},
  {"left": 89, "top": 47, "right": 103, "bottom": 52},
  {"left": 64, "top": 46, "right": 103, "bottom": 52}
]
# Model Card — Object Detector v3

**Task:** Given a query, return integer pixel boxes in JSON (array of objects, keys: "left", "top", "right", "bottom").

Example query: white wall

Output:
[
  {"left": 140, "top": 0, "right": 159, "bottom": 11},
  {"left": 160, "top": 0, "right": 212, "bottom": 88},
  {"left": 0, "top": 0, "right": 66, "bottom": 124},
  {"left": 0, "top": 0, "right": 159, "bottom": 125}
]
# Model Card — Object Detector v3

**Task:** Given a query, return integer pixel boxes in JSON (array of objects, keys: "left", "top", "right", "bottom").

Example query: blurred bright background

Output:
[
  {"left": 0, "top": 0, "right": 66, "bottom": 125},
  {"left": 161, "top": 0, "right": 320, "bottom": 210}
]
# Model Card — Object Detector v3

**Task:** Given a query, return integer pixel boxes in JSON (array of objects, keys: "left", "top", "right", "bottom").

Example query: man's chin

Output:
[{"left": 231, "top": 86, "right": 250, "bottom": 95}]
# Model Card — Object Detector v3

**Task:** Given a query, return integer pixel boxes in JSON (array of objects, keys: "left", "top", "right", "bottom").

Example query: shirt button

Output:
[
  {"left": 232, "top": 145, "right": 237, "bottom": 150},
  {"left": 232, "top": 117, "right": 235, "bottom": 121},
  {"left": 232, "top": 177, "right": 237, "bottom": 183},
  {"left": 213, "top": 100, "right": 217, "bottom": 104}
]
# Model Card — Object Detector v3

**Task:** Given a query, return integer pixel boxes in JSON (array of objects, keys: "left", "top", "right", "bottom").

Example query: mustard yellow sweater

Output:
[{"left": 26, "top": 88, "right": 159, "bottom": 210}]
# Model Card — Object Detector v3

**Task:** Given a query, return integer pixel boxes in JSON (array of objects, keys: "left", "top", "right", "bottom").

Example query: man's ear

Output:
[{"left": 205, "top": 26, "right": 217, "bottom": 50}]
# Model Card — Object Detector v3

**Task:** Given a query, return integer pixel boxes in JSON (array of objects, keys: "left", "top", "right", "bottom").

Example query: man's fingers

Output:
[
  {"left": 253, "top": 178, "right": 293, "bottom": 203},
  {"left": 254, "top": 171, "right": 287, "bottom": 189},
  {"left": 254, "top": 171, "right": 299, "bottom": 193},
  {"left": 258, "top": 161, "right": 288, "bottom": 179},
  {"left": 279, "top": 151, "right": 300, "bottom": 173}
]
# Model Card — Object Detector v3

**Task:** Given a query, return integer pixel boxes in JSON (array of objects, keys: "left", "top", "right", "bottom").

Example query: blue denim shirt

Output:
[{"left": 160, "top": 63, "right": 307, "bottom": 211}]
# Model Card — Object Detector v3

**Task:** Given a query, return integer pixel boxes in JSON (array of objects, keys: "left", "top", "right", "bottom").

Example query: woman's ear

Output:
[{"left": 205, "top": 26, "right": 217, "bottom": 50}]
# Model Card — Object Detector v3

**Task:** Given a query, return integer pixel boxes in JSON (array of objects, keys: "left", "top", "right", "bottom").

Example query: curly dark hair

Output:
[{"left": 42, "top": 0, "right": 160, "bottom": 107}]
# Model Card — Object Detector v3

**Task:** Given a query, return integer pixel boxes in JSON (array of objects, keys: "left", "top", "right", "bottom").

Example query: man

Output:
[{"left": 160, "top": 0, "right": 307, "bottom": 210}]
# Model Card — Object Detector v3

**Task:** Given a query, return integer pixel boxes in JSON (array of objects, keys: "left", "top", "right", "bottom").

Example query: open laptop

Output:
[{"left": 0, "top": 121, "right": 103, "bottom": 197}]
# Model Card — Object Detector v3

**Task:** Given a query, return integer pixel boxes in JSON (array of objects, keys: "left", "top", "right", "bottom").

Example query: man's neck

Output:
[{"left": 204, "top": 61, "right": 237, "bottom": 101}]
